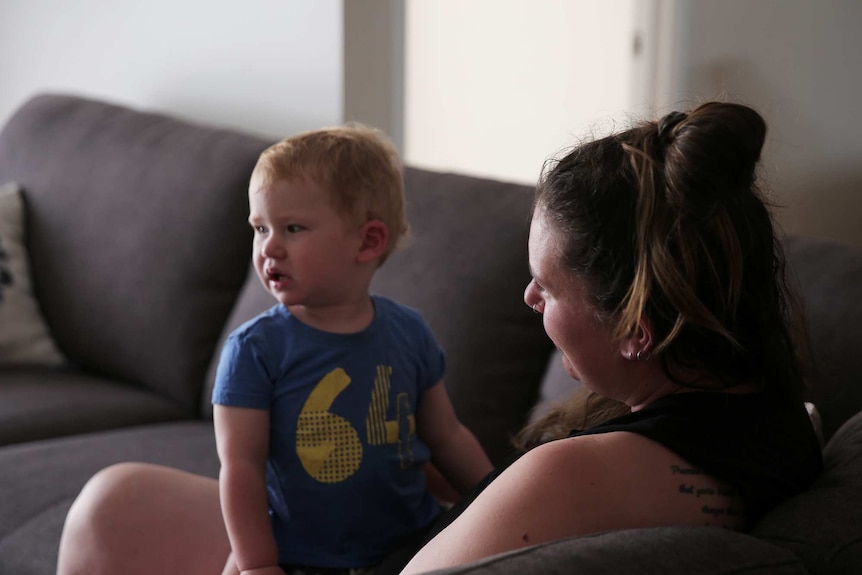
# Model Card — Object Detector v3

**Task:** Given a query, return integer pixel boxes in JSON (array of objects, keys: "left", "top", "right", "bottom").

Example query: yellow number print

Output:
[
  {"left": 296, "top": 365, "right": 416, "bottom": 483},
  {"left": 366, "top": 365, "right": 416, "bottom": 468},
  {"left": 296, "top": 368, "right": 363, "bottom": 483}
]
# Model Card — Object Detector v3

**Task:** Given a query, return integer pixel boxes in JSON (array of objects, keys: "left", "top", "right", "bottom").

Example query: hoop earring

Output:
[{"left": 636, "top": 350, "right": 644, "bottom": 361}]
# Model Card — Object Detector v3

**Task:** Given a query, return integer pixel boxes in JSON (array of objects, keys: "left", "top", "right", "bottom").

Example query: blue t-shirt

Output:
[{"left": 212, "top": 295, "right": 443, "bottom": 567}]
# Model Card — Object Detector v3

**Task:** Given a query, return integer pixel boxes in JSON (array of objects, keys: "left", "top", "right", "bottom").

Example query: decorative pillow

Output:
[{"left": 0, "top": 183, "right": 65, "bottom": 366}]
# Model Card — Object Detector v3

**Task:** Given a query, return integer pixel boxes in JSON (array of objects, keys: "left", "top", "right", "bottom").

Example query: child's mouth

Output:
[{"left": 266, "top": 269, "right": 287, "bottom": 283}]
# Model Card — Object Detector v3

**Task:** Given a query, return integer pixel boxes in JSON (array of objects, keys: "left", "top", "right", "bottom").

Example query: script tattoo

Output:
[
  {"left": 670, "top": 465, "right": 703, "bottom": 475},
  {"left": 671, "top": 465, "right": 742, "bottom": 522}
]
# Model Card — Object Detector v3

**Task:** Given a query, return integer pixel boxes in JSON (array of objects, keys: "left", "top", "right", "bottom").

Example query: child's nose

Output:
[
  {"left": 261, "top": 236, "right": 286, "bottom": 259},
  {"left": 524, "top": 281, "right": 538, "bottom": 309}
]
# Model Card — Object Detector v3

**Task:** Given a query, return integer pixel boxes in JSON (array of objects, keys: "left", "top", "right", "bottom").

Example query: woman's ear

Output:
[
  {"left": 620, "top": 317, "right": 654, "bottom": 361},
  {"left": 357, "top": 220, "right": 389, "bottom": 264}
]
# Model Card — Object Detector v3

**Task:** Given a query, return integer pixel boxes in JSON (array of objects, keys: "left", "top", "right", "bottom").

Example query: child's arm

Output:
[
  {"left": 417, "top": 381, "right": 494, "bottom": 496},
  {"left": 214, "top": 405, "right": 283, "bottom": 575}
]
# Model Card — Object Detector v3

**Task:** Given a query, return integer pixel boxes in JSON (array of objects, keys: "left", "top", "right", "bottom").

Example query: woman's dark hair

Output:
[{"left": 534, "top": 101, "right": 805, "bottom": 399}]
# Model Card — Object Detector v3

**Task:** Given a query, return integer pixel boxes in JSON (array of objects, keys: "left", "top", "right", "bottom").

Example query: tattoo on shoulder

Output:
[
  {"left": 670, "top": 465, "right": 703, "bottom": 475},
  {"left": 671, "top": 465, "right": 742, "bottom": 521}
]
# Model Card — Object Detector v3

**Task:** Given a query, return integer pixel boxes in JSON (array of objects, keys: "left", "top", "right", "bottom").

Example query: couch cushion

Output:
[
  {"left": 202, "top": 168, "right": 554, "bottom": 465},
  {"left": 0, "top": 421, "right": 219, "bottom": 575},
  {"left": 0, "top": 94, "right": 272, "bottom": 414},
  {"left": 529, "top": 349, "right": 583, "bottom": 422},
  {"left": 426, "top": 526, "right": 806, "bottom": 575},
  {"left": 784, "top": 235, "right": 862, "bottom": 441},
  {"left": 371, "top": 168, "right": 554, "bottom": 464},
  {"left": 0, "top": 183, "right": 65, "bottom": 367},
  {"left": 372, "top": 168, "right": 553, "bottom": 462},
  {"left": 752, "top": 410, "right": 862, "bottom": 575},
  {"left": 0, "top": 368, "right": 187, "bottom": 446}
]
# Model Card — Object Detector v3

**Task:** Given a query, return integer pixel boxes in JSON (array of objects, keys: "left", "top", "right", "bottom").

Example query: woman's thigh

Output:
[{"left": 57, "top": 462, "right": 229, "bottom": 575}]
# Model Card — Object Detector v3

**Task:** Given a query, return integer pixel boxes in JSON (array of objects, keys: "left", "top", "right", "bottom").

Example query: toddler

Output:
[{"left": 212, "top": 124, "right": 493, "bottom": 575}]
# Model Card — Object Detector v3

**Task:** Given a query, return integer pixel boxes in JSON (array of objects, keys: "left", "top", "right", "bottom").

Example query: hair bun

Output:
[
  {"left": 657, "top": 111, "right": 688, "bottom": 142},
  {"left": 661, "top": 102, "right": 767, "bottom": 205}
]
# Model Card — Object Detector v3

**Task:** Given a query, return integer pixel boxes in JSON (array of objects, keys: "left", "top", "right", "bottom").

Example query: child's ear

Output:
[
  {"left": 357, "top": 219, "right": 389, "bottom": 264},
  {"left": 620, "top": 317, "right": 654, "bottom": 361}
]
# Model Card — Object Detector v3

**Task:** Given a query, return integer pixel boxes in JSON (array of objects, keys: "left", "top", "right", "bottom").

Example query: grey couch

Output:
[{"left": 0, "top": 94, "right": 859, "bottom": 575}]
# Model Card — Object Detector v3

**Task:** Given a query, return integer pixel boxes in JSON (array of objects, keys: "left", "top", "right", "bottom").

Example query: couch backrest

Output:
[
  {"left": 0, "top": 94, "right": 271, "bottom": 414},
  {"left": 784, "top": 234, "right": 862, "bottom": 442},
  {"left": 203, "top": 167, "right": 555, "bottom": 465}
]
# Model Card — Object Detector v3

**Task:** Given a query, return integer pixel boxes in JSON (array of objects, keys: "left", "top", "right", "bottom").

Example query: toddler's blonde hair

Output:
[{"left": 250, "top": 123, "right": 409, "bottom": 264}]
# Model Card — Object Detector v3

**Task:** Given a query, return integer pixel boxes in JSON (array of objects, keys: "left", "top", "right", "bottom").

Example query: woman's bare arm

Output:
[{"left": 401, "top": 431, "right": 744, "bottom": 574}]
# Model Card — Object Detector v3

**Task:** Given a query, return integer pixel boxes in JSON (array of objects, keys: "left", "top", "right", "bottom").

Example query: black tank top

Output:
[{"left": 568, "top": 391, "right": 823, "bottom": 524}]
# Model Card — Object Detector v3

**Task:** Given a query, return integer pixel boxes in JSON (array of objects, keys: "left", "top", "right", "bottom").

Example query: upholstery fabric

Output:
[
  {"left": 0, "top": 94, "right": 272, "bottom": 414},
  {"left": 752, "top": 411, "right": 862, "bottom": 575},
  {"left": 529, "top": 350, "right": 580, "bottom": 423},
  {"left": 0, "top": 368, "right": 186, "bottom": 446},
  {"left": 0, "top": 421, "right": 219, "bottom": 575},
  {"left": 785, "top": 235, "right": 862, "bottom": 442},
  {"left": 371, "top": 168, "right": 553, "bottom": 464},
  {"left": 425, "top": 526, "right": 806, "bottom": 575},
  {"left": 0, "top": 183, "right": 64, "bottom": 366}
]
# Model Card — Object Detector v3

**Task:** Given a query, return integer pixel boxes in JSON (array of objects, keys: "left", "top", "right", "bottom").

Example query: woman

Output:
[{"left": 57, "top": 102, "right": 822, "bottom": 575}]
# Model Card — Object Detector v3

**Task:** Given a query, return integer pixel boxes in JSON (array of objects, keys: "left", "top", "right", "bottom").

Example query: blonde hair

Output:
[{"left": 250, "top": 123, "right": 410, "bottom": 264}]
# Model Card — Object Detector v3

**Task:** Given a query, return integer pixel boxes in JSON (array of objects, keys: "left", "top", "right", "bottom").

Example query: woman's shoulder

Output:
[
  {"left": 402, "top": 430, "right": 742, "bottom": 573},
  {"left": 502, "top": 432, "right": 744, "bottom": 531}
]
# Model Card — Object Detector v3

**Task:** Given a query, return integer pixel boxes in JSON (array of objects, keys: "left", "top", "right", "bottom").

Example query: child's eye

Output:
[
  {"left": 286, "top": 224, "right": 305, "bottom": 233},
  {"left": 253, "top": 225, "right": 268, "bottom": 234}
]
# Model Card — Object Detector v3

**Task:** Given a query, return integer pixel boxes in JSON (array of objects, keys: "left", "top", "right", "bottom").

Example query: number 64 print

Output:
[{"left": 296, "top": 366, "right": 415, "bottom": 483}]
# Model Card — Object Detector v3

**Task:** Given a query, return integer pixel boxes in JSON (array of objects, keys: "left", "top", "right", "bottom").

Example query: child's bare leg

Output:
[{"left": 57, "top": 462, "right": 230, "bottom": 575}]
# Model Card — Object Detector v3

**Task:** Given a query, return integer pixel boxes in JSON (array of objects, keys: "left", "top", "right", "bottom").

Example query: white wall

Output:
[
  {"left": 2, "top": 0, "right": 859, "bottom": 245},
  {"left": 675, "top": 0, "right": 862, "bottom": 246},
  {"left": 0, "top": 0, "right": 343, "bottom": 139},
  {"left": 404, "top": 0, "right": 642, "bottom": 186}
]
